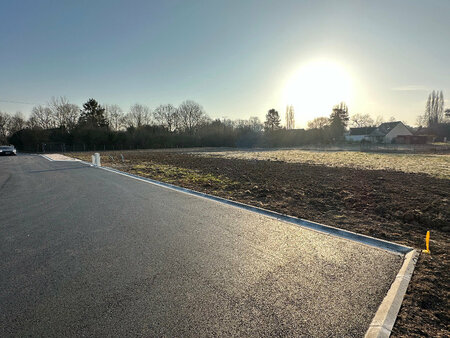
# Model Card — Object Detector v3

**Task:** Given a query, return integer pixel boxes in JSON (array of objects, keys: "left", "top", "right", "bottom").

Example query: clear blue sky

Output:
[{"left": 1, "top": 0, "right": 449, "bottom": 127}]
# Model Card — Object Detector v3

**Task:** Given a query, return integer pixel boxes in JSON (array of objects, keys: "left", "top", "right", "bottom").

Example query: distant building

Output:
[
  {"left": 369, "top": 121, "right": 412, "bottom": 143},
  {"left": 345, "top": 127, "right": 376, "bottom": 142},
  {"left": 415, "top": 124, "right": 450, "bottom": 142}
]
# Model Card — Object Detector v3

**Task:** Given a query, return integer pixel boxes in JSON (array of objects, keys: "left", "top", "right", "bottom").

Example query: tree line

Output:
[
  {"left": 0, "top": 97, "right": 354, "bottom": 151},
  {"left": 0, "top": 97, "right": 263, "bottom": 151},
  {"left": 1, "top": 91, "right": 448, "bottom": 151}
]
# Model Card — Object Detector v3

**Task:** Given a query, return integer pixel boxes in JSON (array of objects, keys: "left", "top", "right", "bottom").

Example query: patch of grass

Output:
[
  {"left": 130, "top": 162, "right": 237, "bottom": 189},
  {"left": 64, "top": 152, "right": 238, "bottom": 189}
]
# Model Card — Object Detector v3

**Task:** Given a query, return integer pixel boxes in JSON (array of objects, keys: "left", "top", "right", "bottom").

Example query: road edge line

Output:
[
  {"left": 365, "top": 250, "right": 420, "bottom": 338},
  {"left": 40, "top": 154, "right": 55, "bottom": 161},
  {"left": 69, "top": 158, "right": 412, "bottom": 255}
]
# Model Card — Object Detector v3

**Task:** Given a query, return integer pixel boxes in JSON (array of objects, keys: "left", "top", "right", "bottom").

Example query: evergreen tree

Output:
[
  {"left": 264, "top": 109, "right": 281, "bottom": 131},
  {"left": 329, "top": 102, "right": 349, "bottom": 141},
  {"left": 78, "top": 99, "right": 108, "bottom": 128}
]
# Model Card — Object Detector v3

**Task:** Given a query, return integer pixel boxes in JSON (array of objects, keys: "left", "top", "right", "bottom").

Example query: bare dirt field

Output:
[
  {"left": 67, "top": 149, "right": 449, "bottom": 337},
  {"left": 199, "top": 149, "right": 450, "bottom": 179}
]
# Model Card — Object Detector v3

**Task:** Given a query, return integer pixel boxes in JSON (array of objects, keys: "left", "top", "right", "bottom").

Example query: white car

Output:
[{"left": 0, "top": 145, "right": 17, "bottom": 156}]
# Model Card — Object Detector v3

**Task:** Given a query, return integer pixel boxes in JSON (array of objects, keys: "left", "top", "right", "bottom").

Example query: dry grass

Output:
[
  {"left": 130, "top": 162, "right": 237, "bottom": 189},
  {"left": 66, "top": 153, "right": 238, "bottom": 191},
  {"left": 198, "top": 149, "right": 450, "bottom": 179}
]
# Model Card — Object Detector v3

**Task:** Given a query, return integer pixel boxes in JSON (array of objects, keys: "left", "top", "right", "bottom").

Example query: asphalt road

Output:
[{"left": 0, "top": 155, "right": 403, "bottom": 337}]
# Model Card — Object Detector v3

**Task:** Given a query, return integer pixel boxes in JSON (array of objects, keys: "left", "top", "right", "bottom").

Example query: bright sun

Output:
[{"left": 283, "top": 60, "right": 353, "bottom": 127}]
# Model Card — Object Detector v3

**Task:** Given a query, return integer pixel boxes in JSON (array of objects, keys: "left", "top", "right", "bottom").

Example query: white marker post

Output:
[
  {"left": 94, "top": 153, "right": 101, "bottom": 167},
  {"left": 92, "top": 155, "right": 96, "bottom": 166}
]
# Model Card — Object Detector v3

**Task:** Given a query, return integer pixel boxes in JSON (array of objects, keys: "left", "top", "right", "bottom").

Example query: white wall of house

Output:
[{"left": 385, "top": 122, "right": 412, "bottom": 142}]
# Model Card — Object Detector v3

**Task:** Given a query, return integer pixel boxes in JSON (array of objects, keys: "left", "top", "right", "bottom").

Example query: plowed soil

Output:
[{"left": 68, "top": 150, "right": 450, "bottom": 337}]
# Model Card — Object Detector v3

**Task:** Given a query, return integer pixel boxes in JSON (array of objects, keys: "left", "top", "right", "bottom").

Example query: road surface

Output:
[{"left": 0, "top": 155, "right": 403, "bottom": 336}]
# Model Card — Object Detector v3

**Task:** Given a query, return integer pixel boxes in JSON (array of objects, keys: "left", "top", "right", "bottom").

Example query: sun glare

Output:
[{"left": 283, "top": 60, "right": 353, "bottom": 127}]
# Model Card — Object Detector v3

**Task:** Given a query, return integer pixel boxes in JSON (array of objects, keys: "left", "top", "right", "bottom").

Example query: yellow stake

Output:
[{"left": 422, "top": 231, "right": 431, "bottom": 254}]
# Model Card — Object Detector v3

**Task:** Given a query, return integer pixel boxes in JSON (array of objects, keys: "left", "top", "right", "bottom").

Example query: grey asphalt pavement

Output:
[{"left": 0, "top": 155, "right": 403, "bottom": 337}]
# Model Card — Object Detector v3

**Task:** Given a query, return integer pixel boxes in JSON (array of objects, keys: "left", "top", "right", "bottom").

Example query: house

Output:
[
  {"left": 345, "top": 127, "right": 376, "bottom": 142},
  {"left": 369, "top": 121, "right": 413, "bottom": 143}
]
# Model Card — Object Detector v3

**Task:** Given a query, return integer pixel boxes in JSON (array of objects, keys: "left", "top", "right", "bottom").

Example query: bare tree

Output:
[
  {"left": 350, "top": 113, "right": 374, "bottom": 127},
  {"left": 233, "top": 119, "right": 248, "bottom": 129},
  {"left": 104, "top": 104, "right": 124, "bottom": 131},
  {"left": 153, "top": 104, "right": 179, "bottom": 131},
  {"left": 48, "top": 96, "right": 68, "bottom": 128},
  {"left": 307, "top": 117, "right": 329, "bottom": 129},
  {"left": 177, "top": 100, "right": 208, "bottom": 132},
  {"left": 220, "top": 118, "right": 234, "bottom": 128},
  {"left": 30, "top": 105, "right": 55, "bottom": 129},
  {"left": 416, "top": 114, "right": 425, "bottom": 126},
  {"left": 234, "top": 117, "right": 263, "bottom": 132},
  {"left": 8, "top": 112, "right": 26, "bottom": 135},
  {"left": 0, "top": 111, "right": 11, "bottom": 142},
  {"left": 65, "top": 104, "right": 81, "bottom": 131},
  {"left": 388, "top": 116, "right": 397, "bottom": 122},
  {"left": 423, "top": 90, "right": 444, "bottom": 126},
  {"left": 48, "top": 96, "right": 80, "bottom": 130},
  {"left": 233, "top": 117, "right": 259, "bottom": 131},
  {"left": 285, "top": 105, "right": 295, "bottom": 129},
  {"left": 27, "top": 116, "right": 39, "bottom": 129},
  {"left": 248, "top": 116, "right": 264, "bottom": 132},
  {"left": 125, "top": 104, "right": 152, "bottom": 128},
  {"left": 374, "top": 115, "right": 384, "bottom": 126}
]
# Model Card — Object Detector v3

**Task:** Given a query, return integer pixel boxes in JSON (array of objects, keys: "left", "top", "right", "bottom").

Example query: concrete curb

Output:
[{"left": 365, "top": 250, "right": 420, "bottom": 337}]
